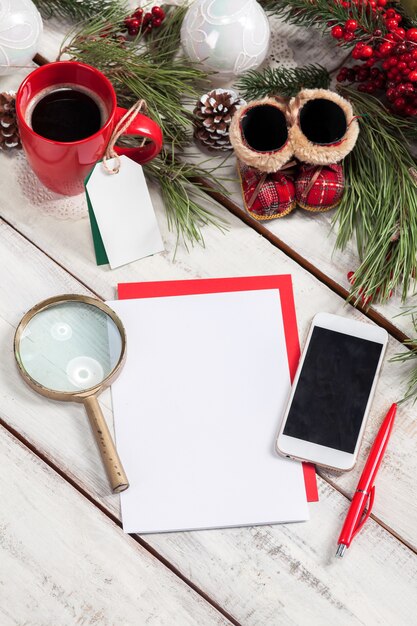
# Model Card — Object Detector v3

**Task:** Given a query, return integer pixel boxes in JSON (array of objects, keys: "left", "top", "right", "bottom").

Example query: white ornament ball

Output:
[
  {"left": 181, "top": 0, "right": 270, "bottom": 79},
  {"left": 0, "top": 0, "right": 43, "bottom": 76}
]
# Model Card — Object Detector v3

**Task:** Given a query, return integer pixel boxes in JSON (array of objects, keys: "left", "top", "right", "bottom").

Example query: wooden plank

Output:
[
  {"left": 0, "top": 215, "right": 416, "bottom": 625},
  {"left": 0, "top": 424, "right": 230, "bottom": 626}
]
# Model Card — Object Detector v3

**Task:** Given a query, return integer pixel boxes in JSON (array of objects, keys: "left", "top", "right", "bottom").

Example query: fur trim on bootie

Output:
[
  {"left": 288, "top": 89, "right": 359, "bottom": 165},
  {"left": 229, "top": 98, "right": 293, "bottom": 173}
]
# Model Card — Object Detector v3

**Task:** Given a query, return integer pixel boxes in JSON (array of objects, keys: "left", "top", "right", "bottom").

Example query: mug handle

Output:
[{"left": 113, "top": 106, "right": 163, "bottom": 164}]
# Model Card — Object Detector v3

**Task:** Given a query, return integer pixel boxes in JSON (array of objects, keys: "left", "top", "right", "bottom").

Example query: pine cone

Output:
[
  {"left": 193, "top": 89, "right": 246, "bottom": 152},
  {"left": 0, "top": 92, "right": 21, "bottom": 151}
]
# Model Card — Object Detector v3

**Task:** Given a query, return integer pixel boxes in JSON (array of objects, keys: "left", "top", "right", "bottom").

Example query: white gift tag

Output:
[{"left": 86, "top": 156, "right": 164, "bottom": 269}]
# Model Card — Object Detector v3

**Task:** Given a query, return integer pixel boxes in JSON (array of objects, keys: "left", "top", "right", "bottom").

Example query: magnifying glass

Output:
[{"left": 14, "top": 294, "right": 129, "bottom": 494}]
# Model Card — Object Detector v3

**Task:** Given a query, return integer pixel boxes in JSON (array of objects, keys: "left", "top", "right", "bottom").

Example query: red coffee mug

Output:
[{"left": 16, "top": 61, "right": 163, "bottom": 196}]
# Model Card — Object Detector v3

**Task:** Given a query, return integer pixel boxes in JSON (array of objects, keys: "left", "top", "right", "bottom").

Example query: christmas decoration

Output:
[
  {"left": 193, "top": 89, "right": 246, "bottom": 152},
  {"left": 230, "top": 98, "right": 296, "bottom": 219},
  {"left": 181, "top": 0, "right": 271, "bottom": 79},
  {"left": 33, "top": 0, "right": 120, "bottom": 20},
  {"left": 0, "top": 0, "right": 43, "bottom": 76},
  {"left": 334, "top": 86, "right": 417, "bottom": 304},
  {"left": 261, "top": 0, "right": 417, "bottom": 117},
  {"left": 124, "top": 5, "right": 166, "bottom": 37},
  {"left": 236, "top": 65, "right": 331, "bottom": 100},
  {"left": 0, "top": 93, "right": 21, "bottom": 151},
  {"left": 37, "top": 4, "right": 226, "bottom": 245}
]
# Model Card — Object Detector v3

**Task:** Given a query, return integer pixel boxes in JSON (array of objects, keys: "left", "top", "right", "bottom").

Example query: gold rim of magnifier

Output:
[{"left": 14, "top": 294, "right": 127, "bottom": 403}]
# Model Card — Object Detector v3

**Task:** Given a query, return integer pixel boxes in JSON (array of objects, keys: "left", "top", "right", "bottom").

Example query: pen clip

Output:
[{"left": 352, "top": 485, "right": 375, "bottom": 539}]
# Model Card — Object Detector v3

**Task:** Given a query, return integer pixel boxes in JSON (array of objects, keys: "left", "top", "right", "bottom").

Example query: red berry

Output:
[
  {"left": 394, "top": 28, "right": 406, "bottom": 40},
  {"left": 398, "top": 61, "right": 408, "bottom": 71},
  {"left": 379, "top": 42, "right": 393, "bottom": 56},
  {"left": 385, "top": 33, "right": 396, "bottom": 42},
  {"left": 394, "top": 97, "right": 406, "bottom": 108},
  {"left": 358, "top": 83, "right": 368, "bottom": 92},
  {"left": 152, "top": 17, "right": 162, "bottom": 27},
  {"left": 377, "top": 0, "right": 386, "bottom": 6},
  {"left": 345, "top": 19, "right": 358, "bottom": 32},
  {"left": 152, "top": 6, "right": 165, "bottom": 19},
  {"left": 331, "top": 25, "right": 344, "bottom": 39},
  {"left": 409, "top": 70, "right": 417, "bottom": 81},
  {"left": 407, "top": 28, "right": 417, "bottom": 43},
  {"left": 386, "top": 18, "right": 399, "bottom": 31},
  {"left": 344, "top": 31, "right": 355, "bottom": 42},
  {"left": 352, "top": 49, "right": 362, "bottom": 59},
  {"left": 143, "top": 11, "right": 152, "bottom": 24},
  {"left": 361, "top": 45, "right": 374, "bottom": 57},
  {"left": 134, "top": 8, "right": 143, "bottom": 18},
  {"left": 129, "top": 18, "right": 140, "bottom": 29},
  {"left": 128, "top": 26, "right": 139, "bottom": 36},
  {"left": 374, "top": 29, "right": 382, "bottom": 37}
]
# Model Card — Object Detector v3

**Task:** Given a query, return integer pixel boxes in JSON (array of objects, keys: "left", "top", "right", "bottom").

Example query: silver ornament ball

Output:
[
  {"left": 181, "top": 0, "right": 270, "bottom": 79},
  {"left": 0, "top": 0, "right": 43, "bottom": 76}
]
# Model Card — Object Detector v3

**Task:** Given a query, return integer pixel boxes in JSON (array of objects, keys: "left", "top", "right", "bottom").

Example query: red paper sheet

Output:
[{"left": 118, "top": 275, "right": 319, "bottom": 502}]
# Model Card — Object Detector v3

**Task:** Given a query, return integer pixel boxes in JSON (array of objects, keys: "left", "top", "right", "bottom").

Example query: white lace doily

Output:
[
  {"left": 267, "top": 15, "right": 297, "bottom": 70},
  {"left": 15, "top": 152, "right": 88, "bottom": 220}
]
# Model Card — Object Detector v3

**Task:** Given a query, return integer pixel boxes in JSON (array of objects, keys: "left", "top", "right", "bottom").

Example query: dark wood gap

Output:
[
  {"left": 0, "top": 417, "right": 241, "bottom": 626},
  {"left": 195, "top": 177, "right": 410, "bottom": 347}
]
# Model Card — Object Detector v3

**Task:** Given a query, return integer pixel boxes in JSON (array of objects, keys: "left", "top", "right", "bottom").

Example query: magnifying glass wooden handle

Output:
[{"left": 84, "top": 396, "right": 129, "bottom": 494}]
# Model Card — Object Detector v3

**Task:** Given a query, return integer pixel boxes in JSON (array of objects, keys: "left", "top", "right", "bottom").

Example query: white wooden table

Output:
[{"left": 1, "top": 11, "right": 417, "bottom": 626}]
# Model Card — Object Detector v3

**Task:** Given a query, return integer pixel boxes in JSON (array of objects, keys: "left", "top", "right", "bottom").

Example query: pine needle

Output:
[
  {"left": 258, "top": 0, "right": 386, "bottom": 45},
  {"left": 33, "top": 0, "right": 125, "bottom": 21},
  {"left": 57, "top": 8, "right": 227, "bottom": 246},
  {"left": 334, "top": 87, "right": 417, "bottom": 304},
  {"left": 235, "top": 65, "right": 331, "bottom": 100}
]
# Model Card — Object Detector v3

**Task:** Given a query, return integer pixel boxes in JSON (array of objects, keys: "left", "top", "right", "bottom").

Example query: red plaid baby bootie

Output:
[
  {"left": 296, "top": 163, "right": 344, "bottom": 212},
  {"left": 230, "top": 97, "right": 296, "bottom": 220},
  {"left": 238, "top": 163, "right": 295, "bottom": 220},
  {"left": 288, "top": 89, "right": 359, "bottom": 212}
]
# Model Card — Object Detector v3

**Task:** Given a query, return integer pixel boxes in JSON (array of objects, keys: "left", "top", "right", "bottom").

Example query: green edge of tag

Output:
[{"left": 85, "top": 164, "right": 109, "bottom": 266}]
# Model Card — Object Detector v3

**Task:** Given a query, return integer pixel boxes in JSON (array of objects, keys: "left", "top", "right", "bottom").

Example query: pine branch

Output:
[
  {"left": 235, "top": 65, "right": 331, "bottom": 100},
  {"left": 33, "top": 0, "right": 125, "bottom": 21},
  {"left": 59, "top": 9, "right": 226, "bottom": 246},
  {"left": 61, "top": 9, "right": 209, "bottom": 146},
  {"left": 146, "top": 154, "right": 228, "bottom": 249},
  {"left": 334, "top": 87, "right": 417, "bottom": 304},
  {"left": 258, "top": 0, "right": 386, "bottom": 45}
]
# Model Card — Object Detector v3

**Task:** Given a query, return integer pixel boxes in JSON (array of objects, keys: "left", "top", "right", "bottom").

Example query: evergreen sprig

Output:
[
  {"left": 146, "top": 153, "right": 228, "bottom": 249},
  {"left": 60, "top": 8, "right": 208, "bottom": 145},
  {"left": 235, "top": 65, "right": 331, "bottom": 100},
  {"left": 334, "top": 87, "right": 417, "bottom": 304},
  {"left": 55, "top": 6, "right": 226, "bottom": 245},
  {"left": 259, "top": 0, "right": 386, "bottom": 45},
  {"left": 33, "top": 0, "right": 125, "bottom": 21},
  {"left": 391, "top": 324, "right": 417, "bottom": 404}
]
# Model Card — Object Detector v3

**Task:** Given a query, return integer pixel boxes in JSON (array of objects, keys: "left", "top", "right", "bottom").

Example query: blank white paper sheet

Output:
[{"left": 109, "top": 289, "right": 309, "bottom": 533}]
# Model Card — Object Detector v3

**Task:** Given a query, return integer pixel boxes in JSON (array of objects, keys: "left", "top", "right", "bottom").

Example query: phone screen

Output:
[{"left": 283, "top": 327, "right": 384, "bottom": 453}]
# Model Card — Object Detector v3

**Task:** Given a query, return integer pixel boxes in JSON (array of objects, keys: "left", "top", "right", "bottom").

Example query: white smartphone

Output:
[{"left": 276, "top": 313, "right": 388, "bottom": 471}]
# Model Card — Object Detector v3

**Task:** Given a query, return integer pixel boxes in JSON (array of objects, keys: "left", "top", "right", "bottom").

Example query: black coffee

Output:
[{"left": 31, "top": 87, "right": 103, "bottom": 142}]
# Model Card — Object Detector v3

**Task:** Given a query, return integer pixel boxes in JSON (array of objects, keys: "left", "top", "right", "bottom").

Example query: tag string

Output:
[{"left": 102, "top": 99, "right": 147, "bottom": 174}]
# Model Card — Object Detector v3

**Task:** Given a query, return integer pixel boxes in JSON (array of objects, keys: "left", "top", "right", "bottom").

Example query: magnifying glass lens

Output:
[{"left": 18, "top": 301, "right": 122, "bottom": 393}]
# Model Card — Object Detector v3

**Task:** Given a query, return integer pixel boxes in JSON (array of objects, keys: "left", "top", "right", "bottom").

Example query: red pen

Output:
[{"left": 336, "top": 403, "right": 397, "bottom": 557}]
